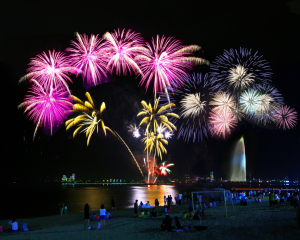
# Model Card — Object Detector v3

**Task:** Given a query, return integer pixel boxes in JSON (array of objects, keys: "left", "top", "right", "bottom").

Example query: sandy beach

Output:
[{"left": 1, "top": 198, "right": 299, "bottom": 240}]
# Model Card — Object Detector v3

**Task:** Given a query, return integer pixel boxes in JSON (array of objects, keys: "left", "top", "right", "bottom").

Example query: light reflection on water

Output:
[
  {"left": 63, "top": 185, "right": 179, "bottom": 214},
  {"left": 62, "top": 185, "right": 179, "bottom": 213},
  {"left": 2, "top": 184, "right": 191, "bottom": 219}
]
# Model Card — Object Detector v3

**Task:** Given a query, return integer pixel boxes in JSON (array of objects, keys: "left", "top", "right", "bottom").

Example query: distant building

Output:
[{"left": 62, "top": 173, "right": 75, "bottom": 182}]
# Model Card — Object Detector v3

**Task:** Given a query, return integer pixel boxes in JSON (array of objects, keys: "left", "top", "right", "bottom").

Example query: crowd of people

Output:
[{"left": 83, "top": 196, "right": 116, "bottom": 230}]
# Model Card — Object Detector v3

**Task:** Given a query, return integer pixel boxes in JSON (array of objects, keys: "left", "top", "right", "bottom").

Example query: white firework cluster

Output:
[{"left": 159, "top": 73, "right": 215, "bottom": 142}]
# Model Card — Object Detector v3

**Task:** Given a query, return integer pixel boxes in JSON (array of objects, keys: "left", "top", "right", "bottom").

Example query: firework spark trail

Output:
[
  {"left": 160, "top": 73, "right": 214, "bottom": 142},
  {"left": 19, "top": 80, "right": 73, "bottom": 139},
  {"left": 113, "top": 131, "right": 144, "bottom": 177},
  {"left": 209, "top": 47, "right": 272, "bottom": 97},
  {"left": 66, "top": 33, "right": 109, "bottom": 88},
  {"left": 137, "top": 35, "right": 208, "bottom": 98},
  {"left": 209, "top": 108, "right": 237, "bottom": 138},
  {"left": 20, "top": 50, "right": 77, "bottom": 92},
  {"left": 274, "top": 105, "right": 298, "bottom": 130},
  {"left": 103, "top": 28, "right": 146, "bottom": 76}
]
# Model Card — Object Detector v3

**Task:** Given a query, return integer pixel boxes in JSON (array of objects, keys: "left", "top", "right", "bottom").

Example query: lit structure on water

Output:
[{"left": 230, "top": 136, "right": 246, "bottom": 181}]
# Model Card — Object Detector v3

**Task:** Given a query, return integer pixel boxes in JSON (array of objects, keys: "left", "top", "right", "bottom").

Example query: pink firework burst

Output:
[
  {"left": 66, "top": 33, "right": 109, "bottom": 88},
  {"left": 209, "top": 108, "right": 237, "bottom": 138},
  {"left": 18, "top": 80, "right": 73, "bottom": 139},
  {"left": 274, "top": 105, "right": 298, "bottom": 130},
  {"left": 103, "top": 29, "right": 146, "bottom": 76},
  {"left": 20, "top": 50, "right": 77, "bottom": 92},
  {"left": 137, "top": 35, "right": 208, "bottom": 96}
]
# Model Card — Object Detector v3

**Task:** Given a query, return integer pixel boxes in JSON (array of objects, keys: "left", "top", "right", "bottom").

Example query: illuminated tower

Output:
[{"left": 230, "top": 136, "right": 246, "bottom": 181}]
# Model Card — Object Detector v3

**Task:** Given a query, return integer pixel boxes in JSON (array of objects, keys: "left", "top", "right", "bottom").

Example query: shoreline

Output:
[{"left": 1, "top": 199, "right": 299, "bottom": 240}]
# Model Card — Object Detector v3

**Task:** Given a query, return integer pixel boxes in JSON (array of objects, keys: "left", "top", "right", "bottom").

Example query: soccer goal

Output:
[{"left": 191, "top": 189, "right": 235, "bottom": 217}]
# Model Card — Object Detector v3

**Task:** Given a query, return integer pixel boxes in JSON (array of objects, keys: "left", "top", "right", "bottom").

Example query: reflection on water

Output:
[
  {"left": 70, "top": 185, "right": 179, "bottom": 214},
  {"left": 2, "top": 184, "right": 197, "bottom": 219},
  {"left": 129, "top": 185, "right": 177, "bottom": 207}
]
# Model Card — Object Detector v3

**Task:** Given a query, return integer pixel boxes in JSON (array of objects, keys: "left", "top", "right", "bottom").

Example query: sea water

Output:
[{"left": 0, "top": 184, "right": 196, "bottom": 219}]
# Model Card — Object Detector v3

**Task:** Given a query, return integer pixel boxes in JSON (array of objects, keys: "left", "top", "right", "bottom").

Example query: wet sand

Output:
[{"left": 1, "top": 198, "right": 299, "bottom": 240}]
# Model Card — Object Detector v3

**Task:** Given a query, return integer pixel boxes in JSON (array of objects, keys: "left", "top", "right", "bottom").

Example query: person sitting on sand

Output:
[
  {"left": 151, "top": 208, "right": 157, "bottom": 217},
  {"left": 106, "top": 209, "right": 111, "bottom": 219},
  {"left": 146, "top": 210, "right": 150, "bottom": 218},
  {"left": 174, "top": 216, "right": 182, "bottom": 229},
  {"left": 8, "top": 219, "right": 18, "bottom": 231},
  {"left": 182, "top": 211, "right": 187, "bottom": 218},
  {"left": 161, "top": 214, "right": 172, "bottom": 231},
  {"left": 139, "top": 201, "right": 144, "bottom": 208},
  {"left": 193, "top": 210, "right": 201, "bottom": 220},
  {"left": 145, "top": 201, "right": 150, "bottom": 207},
  {"left": 139, "top": 209, "right": 144, "bottom": 217}
]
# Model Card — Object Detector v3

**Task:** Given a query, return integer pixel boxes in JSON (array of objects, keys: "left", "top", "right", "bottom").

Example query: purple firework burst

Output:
[
  {"left": 19, "top": 80, "right": 73, "bottom": 139},
  {"left": 66, "top": 33, "right": 110, "bottom": 88},
  {"left": 274, "top": 105, "right": 298, "bottom": 130},
  {"left": 20, "top": 50, "right": 77, "bottom": 92}
]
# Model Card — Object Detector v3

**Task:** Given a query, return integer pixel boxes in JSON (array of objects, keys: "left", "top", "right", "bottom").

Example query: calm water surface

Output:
[{"left": 1, "top": 184, "right": 197, "bottom": 219}]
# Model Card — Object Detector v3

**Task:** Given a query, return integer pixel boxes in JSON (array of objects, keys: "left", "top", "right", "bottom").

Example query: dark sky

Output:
[{"left": 0, "top": 0, "right": 299, "bottom": 183}]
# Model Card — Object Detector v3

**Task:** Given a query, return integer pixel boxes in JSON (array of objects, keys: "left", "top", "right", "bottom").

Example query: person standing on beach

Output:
[
  {"left": 269, "top": 192, "right": 275, "bottom": 210},
  {"left": 59, "top": 201, "right": 64, "bottom": 215},
  {"left": 84, "top": 203, "right": 91, "bottom": 230},
  {"left": 111, "top": 197, "right": 116, "bottom": 211},
  {"left": 99, "top": 204, "right": 107, "bottom": 229},
  {"left": 178, "top": 193, "right": 182, "bottom": 205},
  {"left": 134, "top": 200, "right": 138, "bottom": 217}
]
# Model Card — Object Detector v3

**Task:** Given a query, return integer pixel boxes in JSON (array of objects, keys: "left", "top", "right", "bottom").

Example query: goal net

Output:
[{"left": 191, "top": 189, "right": 235, "bottom": 218}]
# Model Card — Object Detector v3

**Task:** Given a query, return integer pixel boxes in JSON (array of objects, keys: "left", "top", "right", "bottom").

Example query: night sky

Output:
[{"left": 1, "top": 0, "right": 299, "bottom": 183}]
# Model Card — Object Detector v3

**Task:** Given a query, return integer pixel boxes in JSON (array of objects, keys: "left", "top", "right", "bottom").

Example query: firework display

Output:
[
  {"left": 66, "top": 33, "right": 109, "bottom": 88},
  {"left": 209, "top": 108, "right": 237, "bottom": 138},
  {"left": 158, "top": 162, "right": 174, "bottom": 176},
  {"left": 18, "top": 28, "right": 298, "bottom": 182},
  {"left": 274, "top": 106, "right": 298, "bottom": 130},
  {"left": 160, "top": 73, "right": 215, "bottom": 143},
  {"left": 137, "top": 97, "right": 179, "bottom": 133},
  {"left": 20, "top": 50, "right": 76, "bottom": 92},
  {"left": 19, "top": 80, "right": 73, "bottom": 139},
  {"left": 103, "top": 29, "right": 146, "bottom": 76},
  {"left": 209, "top": 47, "right": 272, "bottom": 97},
  {"left": 137, "top": 35, "right": 208, "bottom": 97},
  {"left": 65, "top": 92, "right": 109, "bottom": 146}
]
